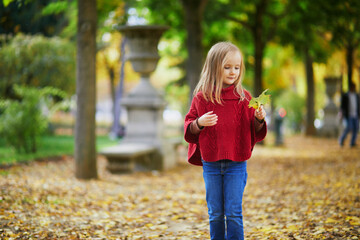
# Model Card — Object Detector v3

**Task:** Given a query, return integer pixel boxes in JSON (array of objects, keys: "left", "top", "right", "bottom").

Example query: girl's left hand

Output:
[{"left": 255, "top": 105, "right": 266, "bottom": 121}]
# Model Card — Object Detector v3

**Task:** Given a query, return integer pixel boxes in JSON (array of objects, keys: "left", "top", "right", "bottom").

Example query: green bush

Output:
[
  {"left": 0, "top": 85, "right": 67, "bottom": 153},
  {"left": 0, "top": 34, "right": 75, "bottom": 98}
]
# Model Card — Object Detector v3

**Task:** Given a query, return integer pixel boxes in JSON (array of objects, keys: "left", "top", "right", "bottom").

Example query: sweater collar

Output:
[{"left": 221, "top": 84, "right": 240, "bottom": 100}]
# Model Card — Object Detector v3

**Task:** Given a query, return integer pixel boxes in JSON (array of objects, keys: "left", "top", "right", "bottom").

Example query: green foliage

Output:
[
  {"left": 2, "top": 0, "right": 13, "bottom": 7},
  {"left": 278, "top": 0, "right": 331, "bottom": 62},
  {"left": 0, "top": 85, "right": 67, "bottom": 153},
  {"left": 0, "top": 34, "right": 75, "bottom": 98},
  {"left": 129, "top": 0, "right": 185, "bottom": 59},
  {"left": 275, "top": 89, "right": 305, "bottom": 132},
  {"left": 41, "top": 1, "right": 68, "bottom": 15},
  {"left": 40, "top": 0, "right": 125, "bottom": 39},
  {"left": 0, "top": 0, "right": 66, "bottom": 36},
  {"left": 321, "top": 0, "right": 360, "bottom": 49}
]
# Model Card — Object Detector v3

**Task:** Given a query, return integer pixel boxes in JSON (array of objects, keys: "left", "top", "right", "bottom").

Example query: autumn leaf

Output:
[{"left": 248, "top": 89, "right": 271, "bottom": 109}]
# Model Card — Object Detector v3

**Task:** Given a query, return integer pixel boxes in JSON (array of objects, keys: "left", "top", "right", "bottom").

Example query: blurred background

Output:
[{"left": 0, "top": 0, "right": 359, "bottom": 163}]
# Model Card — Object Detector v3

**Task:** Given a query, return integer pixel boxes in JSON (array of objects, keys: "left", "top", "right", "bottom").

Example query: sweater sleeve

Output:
[
  {"left": 254, "top": 118, "right": 265, "bottom": 133},
  {"left": 184, "top": 96, "right": 201, "bottom": 143},
  {"left": 254, "top": 120, "right": 267, "bottom": 142},
  {"left": 190, "top": 119, "right": 204, "bottom": 135},
  {"left": 246, "top": 90, "right": 267, "bottom": 148}
]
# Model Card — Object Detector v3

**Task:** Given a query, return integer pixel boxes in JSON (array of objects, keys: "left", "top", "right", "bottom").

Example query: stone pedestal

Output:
[{"left": 319, "top": 76, "right": 341, "bottom": 137}]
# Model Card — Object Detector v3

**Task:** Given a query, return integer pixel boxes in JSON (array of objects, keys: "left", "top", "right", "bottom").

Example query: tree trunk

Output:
[
  {"left": 252, "top": 0, "right": 267, "bottom": 97},
  {"left": 254, "top": 38, "right": 264, "bottom": 97},
  {"left": 346, "top": 44, "right": 354, "bottom": 88},
  {"left": 181, "top": 0, "right": 207, "bottom": 101},
  {"left": 111, "top": 37, "right": 126, "bottom": 138},
  {"left": 75, "top": 0, "right": 97, "bottom": 179},
  {"left": 304, "top": 48, "right": 316, "bottom": 136},
  {"left": 106, "top": 61, "right": 116, "bottom": 112}
]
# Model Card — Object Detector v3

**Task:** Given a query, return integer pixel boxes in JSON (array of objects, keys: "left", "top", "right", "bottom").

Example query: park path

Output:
[{"left": 1, "top": 135, "right": 359, "bottom": 239}]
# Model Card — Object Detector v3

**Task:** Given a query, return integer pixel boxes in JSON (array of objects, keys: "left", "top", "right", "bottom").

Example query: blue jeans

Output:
[
  {"left": 339, "top": 117, "right": 359, "bottom": 146},
  {"left": 202, "top": 159, "right": 248, "bottom": 240}
]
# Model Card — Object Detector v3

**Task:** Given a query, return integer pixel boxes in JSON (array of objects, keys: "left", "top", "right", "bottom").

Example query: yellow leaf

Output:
[
  {"left": 346, "top": 216, "right": 360, "bottom": 226},
  {"left": 287, "top": 225, "right": 298, "bottom": 231},
  {"left": 260, "top": 226, "right": 277, "bottom": 233},
  {"left": 325, "top": 218, "right": 338, "bottom": 224},
  {"left": 141, "top": 196, "right": 149, "bottom": 202},
  {"left": 145, "top": 223, "right": 154, "bottom": 228}
]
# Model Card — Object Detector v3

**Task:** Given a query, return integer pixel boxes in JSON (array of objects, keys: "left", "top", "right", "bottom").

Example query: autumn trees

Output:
[
  {"left": 321, "top": 0, "right": 360, "bottom": 89},
  {"left": 138, "top": 0, "right": 360, "bottom": 135},
  {"left": 1, "top": 0, "right": 359, "bottom": 179}
]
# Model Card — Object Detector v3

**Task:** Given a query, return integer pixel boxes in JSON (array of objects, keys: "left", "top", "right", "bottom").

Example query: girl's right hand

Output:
[{"left": 198, "top": 111, "right": 218, "bottom": 127}]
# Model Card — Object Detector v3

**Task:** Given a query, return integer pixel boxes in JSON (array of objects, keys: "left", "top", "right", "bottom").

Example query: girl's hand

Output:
[
  {"left": 255, "top": 105, "right": 266, "bottom": 121},
  {"left": 198, "top": 111, "right": 218, "bottom": 127}
]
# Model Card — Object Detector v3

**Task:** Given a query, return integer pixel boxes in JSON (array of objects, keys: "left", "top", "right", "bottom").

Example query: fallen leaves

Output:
[
  {"left": 247, "top": 136, "right": 360, "bottom": 239},
  {"left": 0, "top": 135, "right": 359, "bottom": 239},
  {"left": 0, "top": 154, "right": 209, "bottom": 239}
]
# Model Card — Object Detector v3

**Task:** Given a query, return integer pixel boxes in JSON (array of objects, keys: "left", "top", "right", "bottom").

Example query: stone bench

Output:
[{"left": 100, "top": 143, "right": 157, "bottom": 173}]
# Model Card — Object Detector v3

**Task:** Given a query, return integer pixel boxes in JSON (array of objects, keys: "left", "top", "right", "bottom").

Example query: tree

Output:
[
  {"left": 0, "top": 0, "right": 67, "bottom": 38},
  {"left": 180, "top": 0, "right": 208, "bottom": 99},
  {"left": 322, "top": 0, "right": 360, "bottom": 88},
  {"left": 98, "top": 2, "right": 128, "bottom": 138},
  {"left": 129, "top": 0, "right": 207, "bottom": 101},
  {"left": 279, "top": 0, "right": 329, "bottom": 136},
  {"left": 217, "top": 0, "right": 288, "bottom": 96},
  {"left": 75, "top": 0, "right": 97, "bottom": 179}
]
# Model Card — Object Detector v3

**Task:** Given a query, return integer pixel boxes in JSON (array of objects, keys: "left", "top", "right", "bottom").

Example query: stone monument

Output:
[
  {"left": 117, "top": 25, "right": 168, "bottom": 146},
  {"left": 318, "top": 76, "right": 341, "bottom": 137},
  {"left": 101, "top": 25, "right": 178, "bottom": 173}
]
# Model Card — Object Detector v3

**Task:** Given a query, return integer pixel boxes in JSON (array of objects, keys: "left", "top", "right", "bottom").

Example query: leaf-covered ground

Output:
[{"left": 1, "top": 135, "right": 359, "bottom": 239}]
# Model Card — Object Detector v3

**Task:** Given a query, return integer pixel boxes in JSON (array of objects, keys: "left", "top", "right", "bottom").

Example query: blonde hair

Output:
[{"left": 194, "top": 42, "right": 246, "bottom": 104}]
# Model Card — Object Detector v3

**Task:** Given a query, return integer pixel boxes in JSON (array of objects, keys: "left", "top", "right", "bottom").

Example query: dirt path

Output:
[{"left": 1, "top": 136, "right": 359, "bottom": 239}]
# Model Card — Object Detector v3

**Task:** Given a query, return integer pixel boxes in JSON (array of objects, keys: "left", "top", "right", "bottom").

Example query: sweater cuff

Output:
[
  {"left": 190, "top": 118, "right": 204, "bottom": 135},
  {"left": 254, "top": 118, "right": 265, "bottom": 132}
]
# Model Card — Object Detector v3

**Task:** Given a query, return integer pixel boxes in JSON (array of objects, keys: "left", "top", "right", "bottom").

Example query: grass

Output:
[{"left": 0, "top": 135, "right": 118, "bottom": 165}]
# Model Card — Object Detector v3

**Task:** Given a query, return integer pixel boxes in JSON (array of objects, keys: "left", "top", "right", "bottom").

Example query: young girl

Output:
[{"left": 184, "top": 42, "right": 267, "bottom": 240}]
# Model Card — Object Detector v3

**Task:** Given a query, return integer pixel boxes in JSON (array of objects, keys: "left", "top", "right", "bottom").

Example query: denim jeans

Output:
[
  {"left": 202, "top": 159, "right": 248, "bottom": 240},
  {"left": 339, "top": 117, "right": 359, "bottom": 146}
]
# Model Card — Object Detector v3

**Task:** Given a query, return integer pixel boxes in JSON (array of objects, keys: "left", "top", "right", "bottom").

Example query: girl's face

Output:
[{"left": 222, "top": 51, "right": 242, "bottom": 88}]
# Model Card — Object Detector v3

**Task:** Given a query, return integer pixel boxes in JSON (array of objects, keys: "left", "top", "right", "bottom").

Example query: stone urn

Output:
[
  {"left": 102, "top": 25, "right": 177, "bottom": 171},
  {"left": 117, "top": 25, "right": 168, "bottom": 145},
  {"left": 319, "top": 76, "right": 341, "bottom": 137}
]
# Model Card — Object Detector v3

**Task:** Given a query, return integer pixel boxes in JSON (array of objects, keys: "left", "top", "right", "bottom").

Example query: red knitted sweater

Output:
[{"left": 184, "top": 85, "right": 267, "bottom": 166}]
